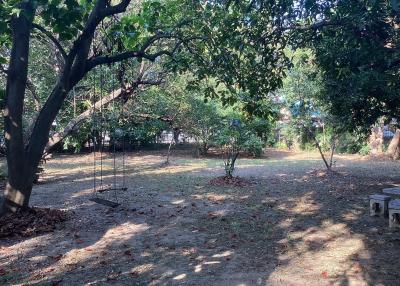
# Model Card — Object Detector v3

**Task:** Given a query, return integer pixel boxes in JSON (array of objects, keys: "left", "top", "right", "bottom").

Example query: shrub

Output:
[
  {"left": 244, "top": 135, "right": 264, "bottom": 157},
  {"left": 275, "top": 141, "right": 287, "bottom": 150},
  {"left": 358, "top": 144, "right": 371, "bottom": 156}
]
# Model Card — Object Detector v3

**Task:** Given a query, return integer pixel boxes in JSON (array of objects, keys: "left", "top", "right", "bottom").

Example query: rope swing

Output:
[{"left": 89, "top": 58, "right": 128, "bottom": 208}]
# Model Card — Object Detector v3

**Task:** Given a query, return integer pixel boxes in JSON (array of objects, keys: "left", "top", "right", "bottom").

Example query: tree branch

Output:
[
  {"left": 103, "top": 0, "right": 131, "bottom": 17},
  {"left": 85, "top": 33, "right": 191, "bottom": 72},
  {"left": 32, "top": 23, "right": 67, "bottom": 60}
]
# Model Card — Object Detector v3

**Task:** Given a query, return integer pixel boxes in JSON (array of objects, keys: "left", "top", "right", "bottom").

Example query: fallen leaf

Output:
[{"left": 321, "top": 271, "right": 328, "bottom": 279}]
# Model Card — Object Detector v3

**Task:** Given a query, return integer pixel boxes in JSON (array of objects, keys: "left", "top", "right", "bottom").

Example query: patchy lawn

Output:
[{"left": 1, "top": 149, "right": 400, "bottom": 285}]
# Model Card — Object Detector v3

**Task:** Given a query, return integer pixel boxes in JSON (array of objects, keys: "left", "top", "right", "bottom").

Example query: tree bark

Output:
[
  {"left": 1, "top": 1, "right": 36, "bottom": 215},
  {"left": 314, "top": 139, "right": 331, "bottom": 171},
  {"left": 387, "top": 129, "right": 400, "bottom": 159}
]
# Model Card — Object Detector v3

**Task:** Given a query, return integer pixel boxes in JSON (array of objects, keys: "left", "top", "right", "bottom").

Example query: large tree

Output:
[
  {"left": 292, "top": 0, "right": 400, "bottom": 133},
  {"left": 0, "top": 0, "right": 297, "bottom": 215},
  {"left": 0, "top": 0, "right": 195, "bottom": 214}
]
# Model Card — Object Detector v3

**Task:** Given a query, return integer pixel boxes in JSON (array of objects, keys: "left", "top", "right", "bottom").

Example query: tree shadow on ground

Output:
[{"left": 1, "top": 152, "right": 400, "bottom": 285}]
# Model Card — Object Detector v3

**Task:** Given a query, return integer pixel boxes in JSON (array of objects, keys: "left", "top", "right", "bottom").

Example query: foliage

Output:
[
  {"left": 358, "top": 144, "right": 371, "bottom": 156},
  {"left": 215, "top": 119, "right": 265, "bottom": 177},
  {"left": 295, "top": 0, "right": 400, "bottom": 134},
  {"left": 242, "top": 135, "right": 264, "bottom": 157},
  {"left": 278, "top": 49, "right": 325, "bottom": 148}
]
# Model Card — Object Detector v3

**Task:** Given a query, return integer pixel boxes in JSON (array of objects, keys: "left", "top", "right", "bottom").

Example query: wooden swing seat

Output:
[{"left": 94, "top": 184, "right": 128, "bottom": 193}]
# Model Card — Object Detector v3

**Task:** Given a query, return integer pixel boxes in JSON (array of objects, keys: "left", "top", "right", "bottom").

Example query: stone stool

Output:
[
  {"left": 389, "top": 199, "right": 400, "bottom": 228},
  {"left": 369, "top": 194, "right": 391, "bottom": 217}
]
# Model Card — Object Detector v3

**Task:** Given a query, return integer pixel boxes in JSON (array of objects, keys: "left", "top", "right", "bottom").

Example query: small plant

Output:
[
  {"left": 216, "top": 127, "right": 242, "bottom": 178},
  {"left": 358, "top": 144, "right": 371, "bottom": 156},
  {"left": 216, "top": 120, "right": 264, "bottom": 177}
]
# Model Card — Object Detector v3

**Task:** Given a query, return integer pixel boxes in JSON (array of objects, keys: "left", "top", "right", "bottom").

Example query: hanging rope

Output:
[
  {"left": 92, "top": 64, "right": 97, "bottom": 196},
  {"left": 90, "top": 23, "right": 128, "bottom": 208}
]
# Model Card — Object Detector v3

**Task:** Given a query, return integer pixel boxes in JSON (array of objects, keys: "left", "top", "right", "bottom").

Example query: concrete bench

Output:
[
  {"left": 389, "top": 199, "right": 400, "bottom": 228},
  {"left": 369, "top": 194, "right": 391, "bottom": 217}
]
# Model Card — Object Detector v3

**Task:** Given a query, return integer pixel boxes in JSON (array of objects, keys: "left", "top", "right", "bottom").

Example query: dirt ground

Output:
[{"left": 1, "top": 148, "right": 400, "bottom": 286}]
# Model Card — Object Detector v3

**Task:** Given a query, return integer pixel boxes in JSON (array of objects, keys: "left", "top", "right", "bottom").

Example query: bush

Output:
[
  {"left": 244, "top": 135, "right": 264, "bottom": 157},
  {"left": 358, "top": 144, "right": 371, "bottom": 156},
  {"left": 275, "top": 141, "right": 287, "bottom": 150},
  {"left": 336, "top": 132, "right": 366, "bottom": 154},
  {"left": 301, "top": 142, "right": 315, "bottom": 151}
]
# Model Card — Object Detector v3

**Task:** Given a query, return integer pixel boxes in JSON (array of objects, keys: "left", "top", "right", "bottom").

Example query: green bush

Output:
[
  {"left": 301, "top": 142, "right": 315, "bottom": 151},
  {"left": 336, "top": 132, "right": 366, "bottom": 154},
  {"left": 358, "top": 144, "right": 371, "bottom": 156},
  {"left": 275, "top": 141, "right": 287, "bottom": 150},
  {"left": 244, "top": 135, "right": 264, "bottom": 157}
]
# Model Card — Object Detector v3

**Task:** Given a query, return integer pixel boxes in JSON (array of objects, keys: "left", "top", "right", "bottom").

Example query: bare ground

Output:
[{"left": 1, "top": 149, "right": 400, "bottom": 286}]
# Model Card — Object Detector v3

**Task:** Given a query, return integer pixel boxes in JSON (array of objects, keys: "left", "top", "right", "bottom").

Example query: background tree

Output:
[{"left": 293, "top": 0, "right": 400, "bottom": 137}]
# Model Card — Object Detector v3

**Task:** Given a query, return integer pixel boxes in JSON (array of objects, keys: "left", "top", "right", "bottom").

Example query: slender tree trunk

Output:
[
  {"left": 328, "top": 137, "right": 337, "bottom": 168},
  {"left": 165, "top": 137, "right": 175, "bottom": 165},
  {"left": 387, "top": 129, "right": 400, "bottom": 159},
  {"left": 315, "top": 140, "right": 331, "bottom": 171},
  {"left": 306, "top": 128, "right": 331, "bottom": 171}
]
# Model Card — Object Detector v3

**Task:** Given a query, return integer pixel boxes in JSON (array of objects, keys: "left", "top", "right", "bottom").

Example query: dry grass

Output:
[{"left": 0, "top": 149, "right": 400, "bottom": 286}]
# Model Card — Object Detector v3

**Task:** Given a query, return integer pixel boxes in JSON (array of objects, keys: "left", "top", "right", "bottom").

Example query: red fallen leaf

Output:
[
  {"left": 0, "top": 268, "right": 7, "bottom": 276},
  {"left": 76, "top": 239, "right": 84, "bottom": 244},
  {"left": 85, "top": 248, "right": 93, "bottom": 252},
  {"left": 321, "top": 271, "right": 328, "bottom": 279}
]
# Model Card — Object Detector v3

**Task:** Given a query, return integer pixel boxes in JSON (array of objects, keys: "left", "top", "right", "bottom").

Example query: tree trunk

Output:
[
  {"left": 1, "top": 1, "right": 36, "bottom": 214},
  {"left": 369, "top": 123, "right": 384, "bottom": 155},
  {"left": 306, "top": 129, "right": 331, "bottom": 171},
  {"left": 315, "top": 139, "right": 331, "bottom": 171},
  {"left": 387, "top": 129, "right": 400, "bottom": 159},
  {"left": 165, "top": 137, "right": 175, "bottom": 165},
  {"left": 328, "top": 137, "right": 337, "bottom": 168}
]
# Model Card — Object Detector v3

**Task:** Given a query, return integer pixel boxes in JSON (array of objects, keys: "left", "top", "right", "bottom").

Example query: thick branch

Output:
[
  {"left": 44, "top": 77, "right": 161, "bottom": 153},
  {"left": 45, "top": 86, "right": 132, "bottom": 153},
  {"left": 103, "top": 0, "right": 131, "bottom": 16},
  {"left": 85, "top": 34, "right": 201, "bottom": 72}
]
